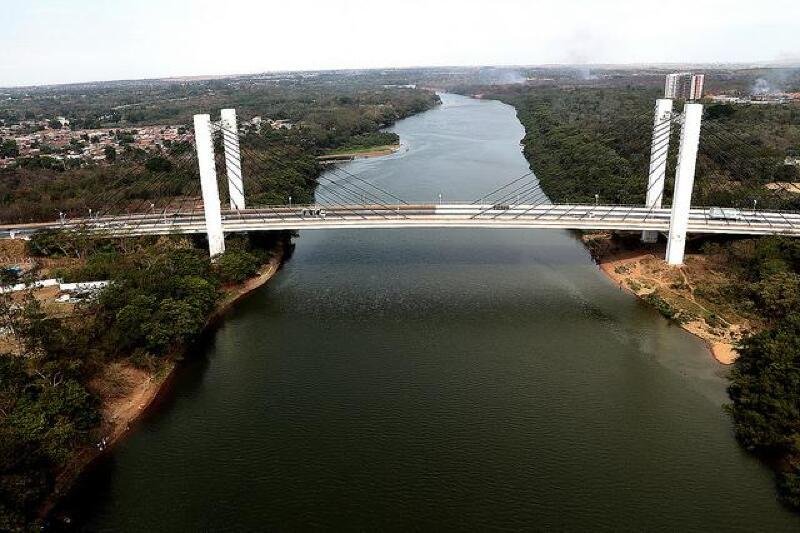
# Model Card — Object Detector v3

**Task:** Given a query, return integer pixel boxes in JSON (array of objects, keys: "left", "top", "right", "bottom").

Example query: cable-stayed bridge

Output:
[
  {"left": 6, "top": 203, "right": 799, "bottom": 237},
  {"left": 2, "top": 100, "right": 799, "bottom": 265}
]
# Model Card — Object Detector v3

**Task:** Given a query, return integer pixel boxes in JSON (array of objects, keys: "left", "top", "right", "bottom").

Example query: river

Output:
[{"left": 69, "top": 94, "right": 800, "bottom": 530}]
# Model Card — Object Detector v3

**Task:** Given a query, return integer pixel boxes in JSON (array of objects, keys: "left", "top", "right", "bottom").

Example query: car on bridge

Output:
[
  {"left": 300, "top": 208, "right": 326, "bottom": 219},
  {"left": 708, "top": 207, "right": 748, "bottom": 221}
]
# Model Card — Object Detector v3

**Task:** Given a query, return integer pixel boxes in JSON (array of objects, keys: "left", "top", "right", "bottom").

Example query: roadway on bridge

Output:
[{"left": 2, "top": 204, "right": 799, "bottom": 239}]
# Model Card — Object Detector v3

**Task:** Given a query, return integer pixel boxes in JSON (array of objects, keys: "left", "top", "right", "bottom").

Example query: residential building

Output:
[{"left": 665, "top": 73, "right": 704, "bottom": 100}]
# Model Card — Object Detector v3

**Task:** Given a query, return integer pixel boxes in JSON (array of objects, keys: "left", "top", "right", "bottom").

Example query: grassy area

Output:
[{"left": 321, "top": 144, "right": 400, "bottom": 157}]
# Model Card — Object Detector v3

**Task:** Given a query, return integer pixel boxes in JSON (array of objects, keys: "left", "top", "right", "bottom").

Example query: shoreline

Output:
[
  {"left": 586, "top": 235, "right": 742, "bottom": 365},
  {"left": 41, "top": 243, "right": 286, "bottom": 520},
  {"left": 317, "top": 143, "right": 403, "bottom": 162},
  {"left": 459, "top": 92, "right": 744, "bottom": 366}
]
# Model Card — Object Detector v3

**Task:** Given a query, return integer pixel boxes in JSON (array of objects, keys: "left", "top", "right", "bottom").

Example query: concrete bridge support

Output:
[
  {"left": 642, "top": 98, "right": 673, "bottom": 243},
  {"left": 221, "top": 108, "right": 245, "bottom": 210},
  {"left": 193, "top": 114, "right": 225, "bottom": 257},
  {"left": 665, "top": 103, "right": 703, "bottom": 265}
]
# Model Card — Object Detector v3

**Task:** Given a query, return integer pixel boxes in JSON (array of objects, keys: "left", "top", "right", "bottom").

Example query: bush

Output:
[
  {"left": 645, "top": 293, "right": 676, "bottom": 320},
  {"left": 144, "top": 156, "right": 173, "bottom": 173},
  {"left": 215, "top": 250, "right": 260, "bottom": 284},
  {"left": 778, "top": 470, "right": 800, "bottom": 509}
]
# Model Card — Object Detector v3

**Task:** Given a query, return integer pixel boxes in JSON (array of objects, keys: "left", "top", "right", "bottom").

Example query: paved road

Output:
[{"left": 1, "top": 204, "right": 799, "bottom": 238}]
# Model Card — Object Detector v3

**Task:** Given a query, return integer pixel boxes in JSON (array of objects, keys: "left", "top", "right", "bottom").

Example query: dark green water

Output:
[{"left": 70, "top": 94, "right": 799, "bottom": 531}]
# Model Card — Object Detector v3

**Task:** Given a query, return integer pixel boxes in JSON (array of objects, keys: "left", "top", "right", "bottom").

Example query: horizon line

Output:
[{"left": 3, "top": 60, "right": 800, "bottom": 91}]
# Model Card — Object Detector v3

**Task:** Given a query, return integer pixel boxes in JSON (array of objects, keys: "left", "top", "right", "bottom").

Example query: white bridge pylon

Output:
[
  {"left": 641, "top": 98, "right": 673, "bottom": 244},
  {"left": 666, "top": 103, "right": 703, "bottom": 265},
  {"left": 193, "top": 113, "right": 225, "bottom": 257},
  {"left": 192, "top": 100, "right": 704, "bottom": 264}
]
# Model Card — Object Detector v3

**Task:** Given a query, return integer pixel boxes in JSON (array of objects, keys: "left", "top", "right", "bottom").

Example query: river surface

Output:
[{"left": 70, "top": 94, "right": 799, "bottom": 530}]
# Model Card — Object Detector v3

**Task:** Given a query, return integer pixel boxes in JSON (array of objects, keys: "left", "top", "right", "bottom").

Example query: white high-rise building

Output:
[{"left": 665, "top": 73, "right": 705, "bottom": 100}]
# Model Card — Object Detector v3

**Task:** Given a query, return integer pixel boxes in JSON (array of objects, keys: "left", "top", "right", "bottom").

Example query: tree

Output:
[
  {"left": 144, "top": 156, "right": 172, "bottom": 173},
  {"left": 103, "top": 145, "right": 117, "bottom": 161},
  {"left": 751, "top": 272, "right": 800, "bottom": 320},
  {"left": 215, "top": 250, "right": 260, "bottom": 283},
  {"left": 113, "top": 293, "right": 158, "bottom": 350},
  {"left": 0, "top": 139, "right": 19, "bottom": 158},
  {"left": 142, "top": 298, "right": 205, "bottom": 351}
]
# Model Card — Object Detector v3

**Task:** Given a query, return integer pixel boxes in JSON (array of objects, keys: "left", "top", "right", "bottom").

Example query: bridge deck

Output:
[{"left": 2, "top": 204, "right": 799, "bottom": 238}]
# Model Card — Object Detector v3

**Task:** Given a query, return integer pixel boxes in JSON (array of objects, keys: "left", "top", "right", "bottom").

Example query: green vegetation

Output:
[
  {"left": 323, "top": 145, "right": 398, "bottom": 157},
  {"left": 463, "top": 86, "right": 800, "bottom": 210},
  {"left": 0, "top": 139, "right": 19, "bottom": 158},
  {"left": 0, "top": 155, "right": 199, "bottom": 223},
  {"left": 234, "top": 142, "right": 321, "bottom": 206},
  {"left": 496, "top": 87, "right": 660, "bottom": 205},
  {"left": 707, "top": 237, "right": 800, "bottom": 509},
  {"left": 0, "top": 76, "right": 438, "bottom": 133},
  {"left": 0, "top": 293, "right": 99, "bottom": 530},
  {"left": 336, "top": 131, "right": 399, "bottom": 151}
]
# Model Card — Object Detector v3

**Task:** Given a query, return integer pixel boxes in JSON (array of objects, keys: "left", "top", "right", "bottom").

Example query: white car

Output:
[{"left": 708, "top": 207, "right": 747, "bottom": 221}]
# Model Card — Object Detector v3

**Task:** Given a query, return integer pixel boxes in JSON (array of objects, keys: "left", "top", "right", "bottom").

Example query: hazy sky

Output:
[{"left": 2, "top": 0, "right": 799, "bottom": 87}]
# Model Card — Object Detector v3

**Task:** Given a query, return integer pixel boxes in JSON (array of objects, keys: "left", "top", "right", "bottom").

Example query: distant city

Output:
[
  {"left": 0, "top": 115, "right": 295, "bottom": 169},
  {"left": 0, "top": 120, "right": 192, "bottom": 168}
]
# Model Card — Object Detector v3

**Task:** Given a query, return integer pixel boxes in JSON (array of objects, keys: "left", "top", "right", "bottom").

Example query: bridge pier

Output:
[
  {"left": 665, "top": 103, "right": 703, "bottom": 266},
  {"left": 642, "top": 98, "right": 673, "bottom": 243},
  {"left": 221, "top": 108, "right": 245, "bottom": 210},
  {"left": 193, "top": 114, "right": 226, "bottom": 257}
]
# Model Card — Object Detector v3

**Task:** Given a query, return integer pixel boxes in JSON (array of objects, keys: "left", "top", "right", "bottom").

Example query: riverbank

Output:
[
  {"left": 317, "top": 143, "right": 403, "bottom": 162},
  {"left": 40, "top": 242, "right": 286, "bottom": 520},
  {"left": 583, "top": 232, "right": 752, "bottom": 365}
]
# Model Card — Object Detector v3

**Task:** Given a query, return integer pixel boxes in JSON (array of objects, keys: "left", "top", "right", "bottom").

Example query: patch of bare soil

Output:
[
  {"left": 584, "top": 232, "right": 752, "bottom": 365},
  {"left": 88, "top": 361, "right": 167, "bottom": 443}
]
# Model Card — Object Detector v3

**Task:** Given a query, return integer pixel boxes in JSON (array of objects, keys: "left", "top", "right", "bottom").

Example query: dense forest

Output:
[
  {"left": 460, "top": 84, "right": 800, "bottom": 511},
  {"left": 459, "top": 85, "right": 800, "bottom": 210},
  {"left": 720, "top": 237, "right": 800, "bottom": 508}
]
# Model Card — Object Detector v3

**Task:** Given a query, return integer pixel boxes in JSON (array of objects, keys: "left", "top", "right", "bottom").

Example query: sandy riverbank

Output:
[
  {"left": 41, "top": 244, "right": 286, "bottom": 518},
  {"left": 585, "top": 233, "right": 749, "bottom": 365},
  {"left": 317, "top": 143, "right": 403, "bottom": 161}
]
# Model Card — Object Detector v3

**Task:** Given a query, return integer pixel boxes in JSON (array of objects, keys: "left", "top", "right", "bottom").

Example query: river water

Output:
[{"left": 71, "top": 94, "right": 799, "bottom": 530}]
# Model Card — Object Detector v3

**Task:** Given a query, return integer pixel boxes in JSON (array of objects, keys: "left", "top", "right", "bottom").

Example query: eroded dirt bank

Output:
[{"left": 583, "top": 232, "right": 753, "bottom": 365}]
